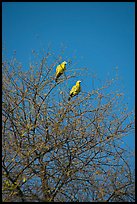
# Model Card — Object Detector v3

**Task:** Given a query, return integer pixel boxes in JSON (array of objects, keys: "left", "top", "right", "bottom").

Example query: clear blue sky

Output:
[{"left": 2, "top": 2, "right": 135, "bottom": 150}]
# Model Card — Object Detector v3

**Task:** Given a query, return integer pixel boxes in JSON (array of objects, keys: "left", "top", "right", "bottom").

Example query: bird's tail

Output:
[
  {"left": 68, "top": 96, "right": 71, "bottom": 101},
  {"left": 55, "top": 77, "right": 58, "bottom": 82}
]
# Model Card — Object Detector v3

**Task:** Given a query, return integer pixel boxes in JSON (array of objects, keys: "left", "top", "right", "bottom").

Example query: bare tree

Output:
[{"left": 2, "top": 49, "right": 135, "bottom": 202}]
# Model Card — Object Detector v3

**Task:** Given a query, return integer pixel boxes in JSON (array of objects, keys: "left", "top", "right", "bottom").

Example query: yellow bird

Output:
[
  {"left": 55, "top": 61, "right": 67, "bottom": 82},
  {"left": 68, "top": 80, "right": 81, "bottom": 101}
]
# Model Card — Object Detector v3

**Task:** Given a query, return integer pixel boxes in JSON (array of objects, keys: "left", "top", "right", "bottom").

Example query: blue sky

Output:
[{"left": 2, "top": 2, "right": 135, "bottom": 150}]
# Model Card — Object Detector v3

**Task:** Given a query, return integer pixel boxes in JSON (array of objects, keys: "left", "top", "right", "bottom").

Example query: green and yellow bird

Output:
[
  {"left": 68, "top": 80, "right": 81, "bottom": 101},
  {"left": 55, "top": 61, "right": 67, "bottom": 82}
]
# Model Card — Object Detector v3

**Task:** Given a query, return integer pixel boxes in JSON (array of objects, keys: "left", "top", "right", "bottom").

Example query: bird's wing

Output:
[
  {"left": 60, "top": 63, "right": 66, "bottom": 72},
  {"left": 70, "top": 85, "right": 78, "bottom": 95},
  {"left": 56, "top": 64, "right": 65, "bottom": 75},
  {"left": 56, "top": 65, "right": 60, "bottom": 73},
  {"left": 56, "top": 65, "right": 61, "bottom": 76}
]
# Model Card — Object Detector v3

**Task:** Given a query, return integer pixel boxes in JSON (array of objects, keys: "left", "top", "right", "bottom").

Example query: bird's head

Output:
[
  {"left": 63, "top": 61, "right": 67, "bottom": 65},
  {"left": 77, "top": 80, "right": 81, "bottom": 84}
]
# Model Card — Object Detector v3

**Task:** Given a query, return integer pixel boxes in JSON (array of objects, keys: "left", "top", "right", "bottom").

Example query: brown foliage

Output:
[{"left": 2, "top": 51, "right": 135, "bottom": 202}]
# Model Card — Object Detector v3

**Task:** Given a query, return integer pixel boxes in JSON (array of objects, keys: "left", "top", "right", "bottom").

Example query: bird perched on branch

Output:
[
  {"left": 55, "top": 61, "right": 67, "bottom": 82},
  {"left": 68, "top": 80, "right": 81, "bottom": 101}
]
